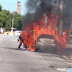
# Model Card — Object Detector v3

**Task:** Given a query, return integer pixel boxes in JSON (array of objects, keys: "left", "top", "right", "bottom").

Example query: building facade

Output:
[{"left": 17, "top": 1, "right": 21, "bottom": 14}]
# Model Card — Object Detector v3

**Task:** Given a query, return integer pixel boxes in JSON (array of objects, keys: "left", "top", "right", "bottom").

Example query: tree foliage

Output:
[
  {"left": 13, "top": 12, "right": 23, "bottom": 30},
  {"left": 0, "top": 5, "right": 23, "bottom": 30}
]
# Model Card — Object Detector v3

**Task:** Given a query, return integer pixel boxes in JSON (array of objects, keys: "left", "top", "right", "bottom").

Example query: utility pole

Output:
[
  {"left": 11, "top": 13, "right": 14, "bottom": 33},
  {"left": 59, "top": 0, "right": 63, "bottom": 33}
]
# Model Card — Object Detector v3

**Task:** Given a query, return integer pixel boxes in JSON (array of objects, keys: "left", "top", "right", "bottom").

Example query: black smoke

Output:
[
  {"left": 22, "top": 0, "right": 54, "bottom": 29},
  {"left": 23, "top": 0, "right": 72, "bottom": 30},
  {"left": 63, "top": 0, "right": 72, "bottom": 30},
  {"left": 27, "top": 0, "right": 53, "bottom": 18}
]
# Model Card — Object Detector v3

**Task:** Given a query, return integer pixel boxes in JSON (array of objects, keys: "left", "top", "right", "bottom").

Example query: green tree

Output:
[
  {"left": 13, "top": 12, "right": 23, "bottom": 30},
  {"left": 0, "top": 10, "right": 12, "bottom": 30},
  {"left": 0, "top": 5, "right": 23, "bottom": 31}
]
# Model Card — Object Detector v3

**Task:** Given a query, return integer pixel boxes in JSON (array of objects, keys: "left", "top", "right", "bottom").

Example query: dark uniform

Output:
[{"left": 18, "top": 35, "right": 24, "bottom": 48}]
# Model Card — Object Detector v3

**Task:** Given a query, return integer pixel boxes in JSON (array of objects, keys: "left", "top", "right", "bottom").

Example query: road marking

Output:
[{"left": 56, "top": 68, "right": 69, "bottom": 72}]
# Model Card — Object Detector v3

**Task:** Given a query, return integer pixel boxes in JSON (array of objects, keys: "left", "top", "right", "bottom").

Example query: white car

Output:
[{"left": 14, "top": 30, "right": 22, "bottom": 36}]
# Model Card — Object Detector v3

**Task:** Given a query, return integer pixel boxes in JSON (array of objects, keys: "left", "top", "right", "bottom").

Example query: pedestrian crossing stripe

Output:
[{"left": 56, "top": 68, "right": 69, "bottom": 72}]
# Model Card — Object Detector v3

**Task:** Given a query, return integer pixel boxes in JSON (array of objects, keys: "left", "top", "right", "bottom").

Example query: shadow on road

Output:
[
  {"left": 35, "top": 45, "right": 56, "bottom": 54},
  {"left": 35, "top": 44, "right": 72, "bottom": 62},
  {"left": 8, "top": 48, "right": 27, "bottom": 51},
  {"left": 0, "top": 47, "right": 27, "bottom": 51},
  {"left": 35, "top": 43, "right": 72, "bottom": 55}
]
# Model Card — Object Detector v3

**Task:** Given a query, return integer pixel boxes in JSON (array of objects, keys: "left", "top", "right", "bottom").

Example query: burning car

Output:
[
  {"left": 20, "top": 0, "right": 69, "bottom": 54},
  {"left": 37, "top": 34, "right": 56, "bottom": 45},
  {"left": 20, "top": 13, "right": 69, "bottom": 54}
]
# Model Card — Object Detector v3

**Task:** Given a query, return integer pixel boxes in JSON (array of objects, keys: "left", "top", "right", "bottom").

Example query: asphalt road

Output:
[{"left": 0, "top": 35, "right": 72, "bottom": 72}]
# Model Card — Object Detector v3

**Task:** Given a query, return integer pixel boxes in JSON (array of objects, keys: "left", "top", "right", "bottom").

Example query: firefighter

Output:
[
  {"left": 18, "top": 35, "right": 24, "bottom": 48},
  {"left": 18, "top": 32, "right": 28, "bottom": 49}
]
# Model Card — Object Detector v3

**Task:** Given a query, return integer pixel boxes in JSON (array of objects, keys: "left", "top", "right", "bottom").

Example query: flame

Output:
[{"left": 21, "top": 13, "right": 69, "bottom": 53}]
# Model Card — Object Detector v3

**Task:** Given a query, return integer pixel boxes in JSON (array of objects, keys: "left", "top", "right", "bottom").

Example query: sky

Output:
[{"left": 0, "top": 0, "right": 27, "bottom": 15}]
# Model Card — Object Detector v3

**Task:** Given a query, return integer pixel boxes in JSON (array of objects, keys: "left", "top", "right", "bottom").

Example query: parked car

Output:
[{"left": 14, "top": 30, "right": 22, "bottom": 36}]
